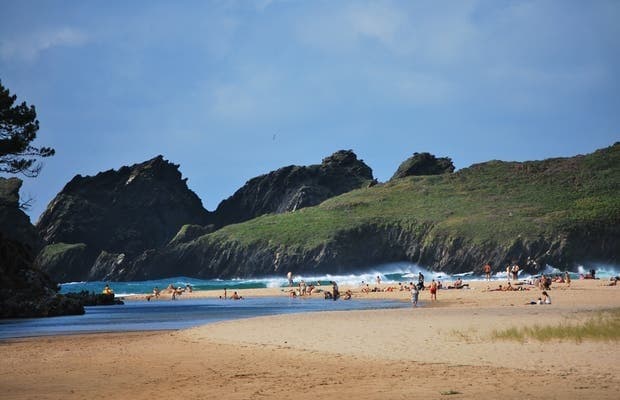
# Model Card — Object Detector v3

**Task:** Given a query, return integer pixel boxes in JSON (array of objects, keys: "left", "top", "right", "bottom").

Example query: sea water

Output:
[
  {"left": 58, "top": 261, "right": 620, "bottom": 297},
  {"left": 0, "top": 297, "right": 409, "bottom": 340},
  {"left": 3, "top": 262, "right": 617, "bottom": 340}
]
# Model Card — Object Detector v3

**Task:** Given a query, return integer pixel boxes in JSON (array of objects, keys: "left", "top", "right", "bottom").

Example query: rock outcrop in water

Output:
[
  {"left": 0, "top": 178, "right": 83, "bottom": 318},
  {"left": 211, "top": 150, "right": 374, "bottom": 227}
]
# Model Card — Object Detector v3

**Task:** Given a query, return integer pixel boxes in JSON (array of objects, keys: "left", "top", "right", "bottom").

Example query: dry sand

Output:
[{"left": 2, "top": 279, "right": 619, "bottom": 399}]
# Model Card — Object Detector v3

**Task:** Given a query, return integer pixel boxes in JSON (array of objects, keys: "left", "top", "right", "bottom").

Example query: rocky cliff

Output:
[
  {"left": 119, "top": 143, "right": 619, "bottom": 280},
  {"left": 36, "top": 156, "right": 211, "bottom": 281},
  {"left": 0, "top": 178, "right": 43, "bottom": 252},
  {"left": 0, "top": 178, "right": 83, "bottom": 317},
  {"left": 35, "top": 144, "right": 620, "bottom": 281},
  {"left": 391, "top": 152, "right": 455, "bottom": 180},
  {"left": 38, "top": 155, "right": 210, "bottom": 255},
  {"left": 36, "top": 151, "right": 373, "bottom": 281},
  {"left": 211, "top": 150, "right": 374, "bottom": 227}
]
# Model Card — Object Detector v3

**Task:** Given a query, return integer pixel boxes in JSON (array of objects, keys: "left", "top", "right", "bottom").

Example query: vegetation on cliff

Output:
[{"left": 184, "top": 143, "right": 619, "bottom": 275}]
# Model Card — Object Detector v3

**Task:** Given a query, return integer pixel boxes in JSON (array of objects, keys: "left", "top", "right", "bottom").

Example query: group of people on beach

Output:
[
  {"left": 219, "top": 288, "right": 243, "bottom": 300},
  {"left": 144, "top": 283, "right": 193, "bottom": 301}
]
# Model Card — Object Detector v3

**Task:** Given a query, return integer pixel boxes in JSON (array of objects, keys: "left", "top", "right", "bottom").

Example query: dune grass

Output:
[{"left": 492, "top": 309, "right": 620, "bottom": 343}]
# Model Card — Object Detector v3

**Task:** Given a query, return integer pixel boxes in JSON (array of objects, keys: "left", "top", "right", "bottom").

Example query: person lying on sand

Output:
[
  {"left": 486, "top": 284, "right": 504, "bottom": 292},
  {"left": 447, "top": 279, "right": 469, "bottom": 289}
]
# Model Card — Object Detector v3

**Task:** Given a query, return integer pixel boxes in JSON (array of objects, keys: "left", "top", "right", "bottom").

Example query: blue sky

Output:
[{"left": 1, "top": 0, "right": 618, "bottom": 221}]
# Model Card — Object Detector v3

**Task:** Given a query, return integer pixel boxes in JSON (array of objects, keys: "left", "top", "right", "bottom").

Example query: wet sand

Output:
[{"left": 2, "top": 279, "right": 619, "bottom": 399}]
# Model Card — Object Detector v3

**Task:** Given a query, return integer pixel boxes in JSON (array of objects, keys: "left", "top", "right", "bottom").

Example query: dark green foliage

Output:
[
  {"left": 0, "top": 80, "right": 55, "bottom": 177},
  {"left": 391, "top": 152, "right": 454, "bottom": 180}
]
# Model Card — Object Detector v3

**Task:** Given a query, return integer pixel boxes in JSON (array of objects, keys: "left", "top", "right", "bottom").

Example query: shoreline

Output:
[{"left": 2, "top": 279, "right": 619, "bottom": 399}]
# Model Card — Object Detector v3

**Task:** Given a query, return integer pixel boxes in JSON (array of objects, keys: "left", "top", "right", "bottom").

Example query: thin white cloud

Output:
[
  {"left": 207, "top": 68, "right": 283, "bottom": 121},
  {"left": 0, "top": 27, "right": 88, "bottom": 62},
  {"left": 347, "top": 3, "right": 405, "bottom": 48},
  {"left": 296, "top": 1, "right": 478, "bottom": 61}
]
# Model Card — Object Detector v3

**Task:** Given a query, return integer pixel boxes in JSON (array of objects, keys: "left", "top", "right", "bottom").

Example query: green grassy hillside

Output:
[{"left": 204, "top": 143, "right": 619, "bottom": 256}]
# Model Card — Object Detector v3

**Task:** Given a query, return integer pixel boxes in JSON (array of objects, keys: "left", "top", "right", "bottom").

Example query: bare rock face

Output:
[
  {"left": 37, "top": 155, "right": 210, "bottom": 257},
  {"left": 0, "top": 178, "right": 43, "bottom": 252},
  {"left": 391, "top": 152, "right": 455, "bottom": 180},
  {"left": 212, "top": 150, "right": 374, "bottom": 227},
  {"left": 0, "top": 178, "right": 83, "bottom": 318}
]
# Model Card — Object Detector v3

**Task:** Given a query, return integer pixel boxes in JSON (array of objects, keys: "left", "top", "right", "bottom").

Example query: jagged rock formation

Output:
[
  {"left": 391, "top": 152, "right": 455, "bottom": 180},
  {"left": 34, "top": 144, "right": 620, "bottom": 281},
  {"left": 0, "top": 178, "right": 83, "bottom": 318},
  {"left": 38, "top": 155, "right": 210, "bottom": 255},
  {"left": 211, "top": 150, "right": 373, "bottom": 227},
  {"left": 36, "top": 151, "right": 373, "bottom": 281},
  {"left": 120, "top": 144, "right": 619, "bottom": 280},
  {"left": 36, "top": 156, "right": 210, "bottom": 281},
  {"left": 0, "top": 178, "right": 43, "bottom": 252}
]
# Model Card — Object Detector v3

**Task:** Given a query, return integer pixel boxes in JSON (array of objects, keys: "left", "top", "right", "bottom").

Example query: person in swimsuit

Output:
[
  {"left": 484, "top": 263, "right": 492, "bottom": 281},
  {"left": 411, "top": 283, "right": 419, "bottom": 307},
  {"left": 429, "top": 279, "right": 438, "bottom": 301}
]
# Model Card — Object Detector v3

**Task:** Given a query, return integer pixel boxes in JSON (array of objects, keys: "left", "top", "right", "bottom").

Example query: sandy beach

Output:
[{"left": 2, "top": 279, "right": 619, "bottom": 399}]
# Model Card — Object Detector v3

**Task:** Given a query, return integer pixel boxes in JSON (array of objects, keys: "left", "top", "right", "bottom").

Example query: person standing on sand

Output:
[
  {"left": 429, "top": 280, "right": 438, "bottom": 301},
  {"left": 376, "top": 275, "right": 381, "bottom": 285},
  {"left": 411, "top": 283, "right": 419, "bottom": 307},
  {"left": 331, "top": 281, "right": 340, "bottom": 301},
  {"left": 484, "top": 263, "right": 492, "bottom": 281},
  {"left": 512, "top": 264, "right": 520, "bottom": 281},
  {"left": 565, "top": 271, "right": 571, "bottom": 287}
]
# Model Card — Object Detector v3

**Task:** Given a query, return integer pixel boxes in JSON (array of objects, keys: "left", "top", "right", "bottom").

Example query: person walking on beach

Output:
[
  {"left": 376, "top": 275, "right": 381, "bottom": 285},
  {"left": 429, "top": 279, "right": 438, "bottom": 301},
  {"left": 565, "top": 271, "right": 571, "bottom": 288},
  {"left": 287, "top": 271, "right": 293, "bottom": 287},
  {"left": 411, "top": 282, "right": 419, "bottom": 307},
  {"left": 484, "top": 263, "right": 492, "bottom": 281}
]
